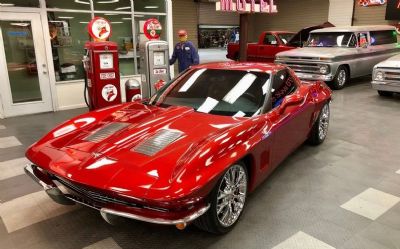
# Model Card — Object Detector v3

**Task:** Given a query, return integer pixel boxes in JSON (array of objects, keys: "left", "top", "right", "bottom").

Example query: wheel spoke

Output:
[{"left": 216, "top": 164, "right": 247, "bottom": 228}]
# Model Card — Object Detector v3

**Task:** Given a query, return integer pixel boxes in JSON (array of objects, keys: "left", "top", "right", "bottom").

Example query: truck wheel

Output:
[
  {"left": 308, "top": 103, "right": 330, "bottom": 145},
  {"left": 330, "top": 66, "right": 348, "bottom": 90},
  {"left": 194, "top": 162, "right": 248, "bottom": 234},
  {"left": 378, "top": 90, "right": 393, "bottom": 97}
]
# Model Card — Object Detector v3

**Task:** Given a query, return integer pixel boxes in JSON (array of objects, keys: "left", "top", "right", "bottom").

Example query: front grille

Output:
[
  {"left": 84, "top": 122, "right": 130, "bottom": 143},
  {"left": 282, "top": 62, "right": 320, "bottom": 74},
  {"left": 381, "top": 68, "right": 400, "bottom": 83},
  {"left": 54, "top": 176, "right": 140, "bottom": 208}
]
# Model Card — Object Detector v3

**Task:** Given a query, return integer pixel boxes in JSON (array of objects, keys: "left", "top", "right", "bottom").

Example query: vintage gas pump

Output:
[
  {"left": 139, "top": 18, "right": 170, "bottom": 99},
  {"left": 83, "top": 17, "right": 121, "bottom": 110}
]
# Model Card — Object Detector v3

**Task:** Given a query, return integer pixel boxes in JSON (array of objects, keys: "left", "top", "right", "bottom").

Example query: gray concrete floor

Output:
[{"left": 0, "top": 77, "right": 400, "bottom": 249}]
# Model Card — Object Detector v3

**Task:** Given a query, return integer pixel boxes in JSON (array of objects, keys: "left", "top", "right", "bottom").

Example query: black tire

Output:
[
  {"left": 194, "top": 162, "right": 248, "bottom": 234},
  {"left": 378, "top": 90, "right": 393, "bottom": 97},
  {"left": 330, "top": 66, "right": 348, "bottom": 90},
  {"left": 308, "top": 103, "right": 330, "bottom": 145}
]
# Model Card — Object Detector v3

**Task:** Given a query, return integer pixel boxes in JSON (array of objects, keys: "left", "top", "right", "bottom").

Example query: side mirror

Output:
[{"left": 278, "top": 94, "right": 305, "bottom": 114}]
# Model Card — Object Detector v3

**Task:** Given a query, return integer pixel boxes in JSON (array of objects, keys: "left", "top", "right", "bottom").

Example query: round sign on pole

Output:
[
  {"left": 143, "top": 18, "right": 162, "bottom": 40},
  {"left": 88, "top": 17, "right": 112, "bottom": 41}
]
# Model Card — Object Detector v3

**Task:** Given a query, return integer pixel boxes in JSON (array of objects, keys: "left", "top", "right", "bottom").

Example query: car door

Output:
[
  {"left": 267, "top": 69, "right": 315, "bottom": 168},
  {"left": 257, "top": 33, "right": 280, "bottom": 63}
]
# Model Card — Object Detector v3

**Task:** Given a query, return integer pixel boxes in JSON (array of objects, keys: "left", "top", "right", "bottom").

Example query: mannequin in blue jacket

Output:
[{"left": 170, "top": 29, "right": 200, "bottom": 73}]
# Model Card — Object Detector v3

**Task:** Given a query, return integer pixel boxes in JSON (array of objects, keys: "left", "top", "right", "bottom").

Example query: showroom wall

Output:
[
  {"left": 171, "top": 0, "right": 199, "bottom": 48},
  {"left": 353, "top": 3, "right": 392, "bottom": 25},
  {"left": 247, "top": 0, "right": 330, "bottom": 41},
  {"left": 328, "top": 0, "right": 354, "bottom": 26},
  {"left": 199, "top": 2, "right": 239, "bottom": 25}
]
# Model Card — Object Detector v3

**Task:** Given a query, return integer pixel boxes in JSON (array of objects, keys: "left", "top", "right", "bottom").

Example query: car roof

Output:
[
  {"left": 311, "top": 25, "right": 396, "bottom": 33},
  {"left": 192, "top": 62, "right": 285, "bottom": 73}
]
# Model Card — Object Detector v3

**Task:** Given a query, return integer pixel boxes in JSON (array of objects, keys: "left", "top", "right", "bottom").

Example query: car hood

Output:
[
  {"left": 277, "top": 47, "right": 355, "bottom": 59},
  {"left": 375, "top": 54, "right": 400, "bottom": 68},
  {"left": 26, "top": 103, "right": 244, "bottom": 200}
]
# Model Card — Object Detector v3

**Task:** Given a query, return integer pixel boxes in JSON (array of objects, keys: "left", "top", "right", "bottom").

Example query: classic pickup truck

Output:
[
  {"left": 276, "top": 25, "right": 400, "bottom": 89},
  {"left": 226, "top": 22, "right": 334, "bottom": 62},
  {"left": 372, "top": 54, "right": 400, "bottom": 96}
]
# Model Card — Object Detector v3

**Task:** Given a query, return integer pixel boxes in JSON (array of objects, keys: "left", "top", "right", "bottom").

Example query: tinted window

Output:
[
  {"left": 278, "top": 33, "right": 294, "bottom": 44},
  {"left": 271, "top": 70, "right": 297, "bottom": 109},
  {"left": 151, "top": 69, "right": 270, "bottom": 117},
  {"left": 307, "top": 32, "right": 356, "bottom": 47},
  {"left": 370, "top": 30, "right": 397, "bottom": 45},
  {"left": 264, "top": 34, "right": 278, "bottom": 45}
]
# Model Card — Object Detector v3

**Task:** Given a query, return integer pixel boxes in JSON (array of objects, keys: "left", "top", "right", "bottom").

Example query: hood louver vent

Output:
[
  {"left": 85, "top": 122, "right": 130, "bottom": 143},
  {"left": 133, "top": 129, "right": 184, "bottom": 156}
]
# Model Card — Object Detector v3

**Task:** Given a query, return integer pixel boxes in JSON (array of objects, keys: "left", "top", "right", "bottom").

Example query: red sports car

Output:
[{"left": 25, "top": 62, "right": 331, "bottom": 234}]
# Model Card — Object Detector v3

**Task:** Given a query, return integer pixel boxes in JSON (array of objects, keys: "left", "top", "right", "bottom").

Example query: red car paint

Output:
[{"left": 25, "top": 62, "right": 331, "bottom": 222}]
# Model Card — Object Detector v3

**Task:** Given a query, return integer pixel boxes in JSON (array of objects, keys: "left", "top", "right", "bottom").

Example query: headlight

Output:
[
  {"left": 319, "top": 65, "right": 329, "bottom": 74},
  {"left": 374, "top": 71, "right": 384, "bottom": 81}
]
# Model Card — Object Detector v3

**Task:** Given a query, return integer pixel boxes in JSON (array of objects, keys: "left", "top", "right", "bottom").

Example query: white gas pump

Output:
[{"left": 139, "top": 40, "right": 170, "bottom": 99}]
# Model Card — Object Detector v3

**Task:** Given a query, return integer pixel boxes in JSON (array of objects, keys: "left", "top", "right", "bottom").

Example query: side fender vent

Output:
[
  {"left": 85, "top": 122, "right": 130, "bottom": 143},
  {"left": 133, "top": 129, "right": 184, "bottom": 156}
]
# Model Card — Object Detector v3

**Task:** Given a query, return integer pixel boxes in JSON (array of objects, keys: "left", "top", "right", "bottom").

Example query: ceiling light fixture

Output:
[
  {"left": 144, "top": 6, "right": 159, "bottom": 9},
  {"left": 111, "top": 21, "right": 123, "bottom": 24},
  {"left": 58, "top": 16, "right": 75, "bottom": 19},
  {"left": 97, "top": 0, "right": 119, "bottom": 3},
  {"left": 75, "top": 0, "right": 90, "bottom": 5},
  {"left": 0, "top": 3, "right": 15, "bottom": 6},
  {"left": 10, "top": 23, "right": 30, "bottom": 27},
  {"left": 115, "top": 6, "right": 130, "bottom": 10}
]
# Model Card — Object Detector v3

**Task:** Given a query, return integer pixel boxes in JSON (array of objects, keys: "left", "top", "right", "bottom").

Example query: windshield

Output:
[
  {"left": 150, "top": 69, "right": 270, "bottom": 117},
  {"left": 306, "top": 32, "right": 356, "bottom": 47},
  {"left": 278, "top": 33, "right": 294, "bottom": 44}
]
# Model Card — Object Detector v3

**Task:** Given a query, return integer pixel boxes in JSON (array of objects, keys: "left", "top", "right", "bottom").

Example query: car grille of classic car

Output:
[
  {"left": 277, "top": 57, "right": 322, "bottom": 74},
  {"left": 378, "top": 67, "right": 400, "bottom": 83},
  {"left": 52, "top": 174, "right": 168, "bottom": 212}
]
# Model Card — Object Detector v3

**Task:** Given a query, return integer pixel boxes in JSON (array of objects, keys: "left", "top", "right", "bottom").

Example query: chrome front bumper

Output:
[
  {"left": 24, "top": 163, "right": 210, "bottom": 226},
  {"left": 371, "top": 81, "right": 400, "bottom": 93},
  {"left": 295, "top": 72, "right": 334, "bottom": 82}
]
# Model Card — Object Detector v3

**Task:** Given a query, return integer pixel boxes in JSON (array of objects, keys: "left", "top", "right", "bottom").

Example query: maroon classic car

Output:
[
  {"left": 227, "top": 22, "right": 334, "bottom": 62},
  {"left": 25, "top": 62, "right": 331, "bottom": 234}
]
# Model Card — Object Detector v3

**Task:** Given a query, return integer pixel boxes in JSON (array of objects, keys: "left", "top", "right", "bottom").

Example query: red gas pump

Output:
[{"left": 83, "top": 17, "right": 121, "bottom": 111}]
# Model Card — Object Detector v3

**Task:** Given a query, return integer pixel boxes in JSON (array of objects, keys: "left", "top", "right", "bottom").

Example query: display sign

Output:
[
  {"left": 359, "top": 0, "right": 386, "bottom": 7},
  {"left": 99, "top": 53, "right": 113, "bottom": 69},
  {"left": 88, "top": 17, "right": 112, "bottom": 41},
  {"left": 216, "top": 0, "right": 278, "bottom": 13},
  {"left": 386, "top": 0, "right": 400, "bottom": 20},
  {"left": 143, "top": 18, "right": 163, "bottom": 40}
]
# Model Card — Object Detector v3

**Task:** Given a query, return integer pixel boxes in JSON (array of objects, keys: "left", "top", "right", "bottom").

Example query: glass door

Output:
[{"left": 0, "top": 12, "right": 53, "bottom": 117}]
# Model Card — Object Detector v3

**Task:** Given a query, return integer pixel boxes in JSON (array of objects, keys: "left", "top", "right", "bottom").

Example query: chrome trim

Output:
[
  {"left": 100, "top": 205, "right": 210, "bottom": 225},
  {"left": 24, "top": 164, "right": 54, "bottom": 190},
  {"left": 25, "top": 164, "right": 210, "bottom": 226}
]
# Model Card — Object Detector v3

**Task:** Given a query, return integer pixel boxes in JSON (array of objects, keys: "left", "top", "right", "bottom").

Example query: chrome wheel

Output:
[
  {"left": 216, "top": 164, "right": 247, "bottom": 228},
  {"left": 318, "top": 104, "right": 330, "bottom": 140},
  {"left": 337, "top": 69, "right": 346, "bottom": 87}
]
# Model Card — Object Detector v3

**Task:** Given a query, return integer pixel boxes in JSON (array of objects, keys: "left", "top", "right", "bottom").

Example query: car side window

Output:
[
  {"left": 271, "top": 70, "right": 298, "bottom": 109},
  {"left": 358, "top": 32, "right": 369, "bottom": 48},
  {"left": 264, "top": 34, "right": 278, "bottom": 45}
]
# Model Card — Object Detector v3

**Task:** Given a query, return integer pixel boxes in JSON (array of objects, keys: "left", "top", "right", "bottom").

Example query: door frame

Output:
[{"left": 0, "top": 7, "right": 57, "bottom": 118}]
